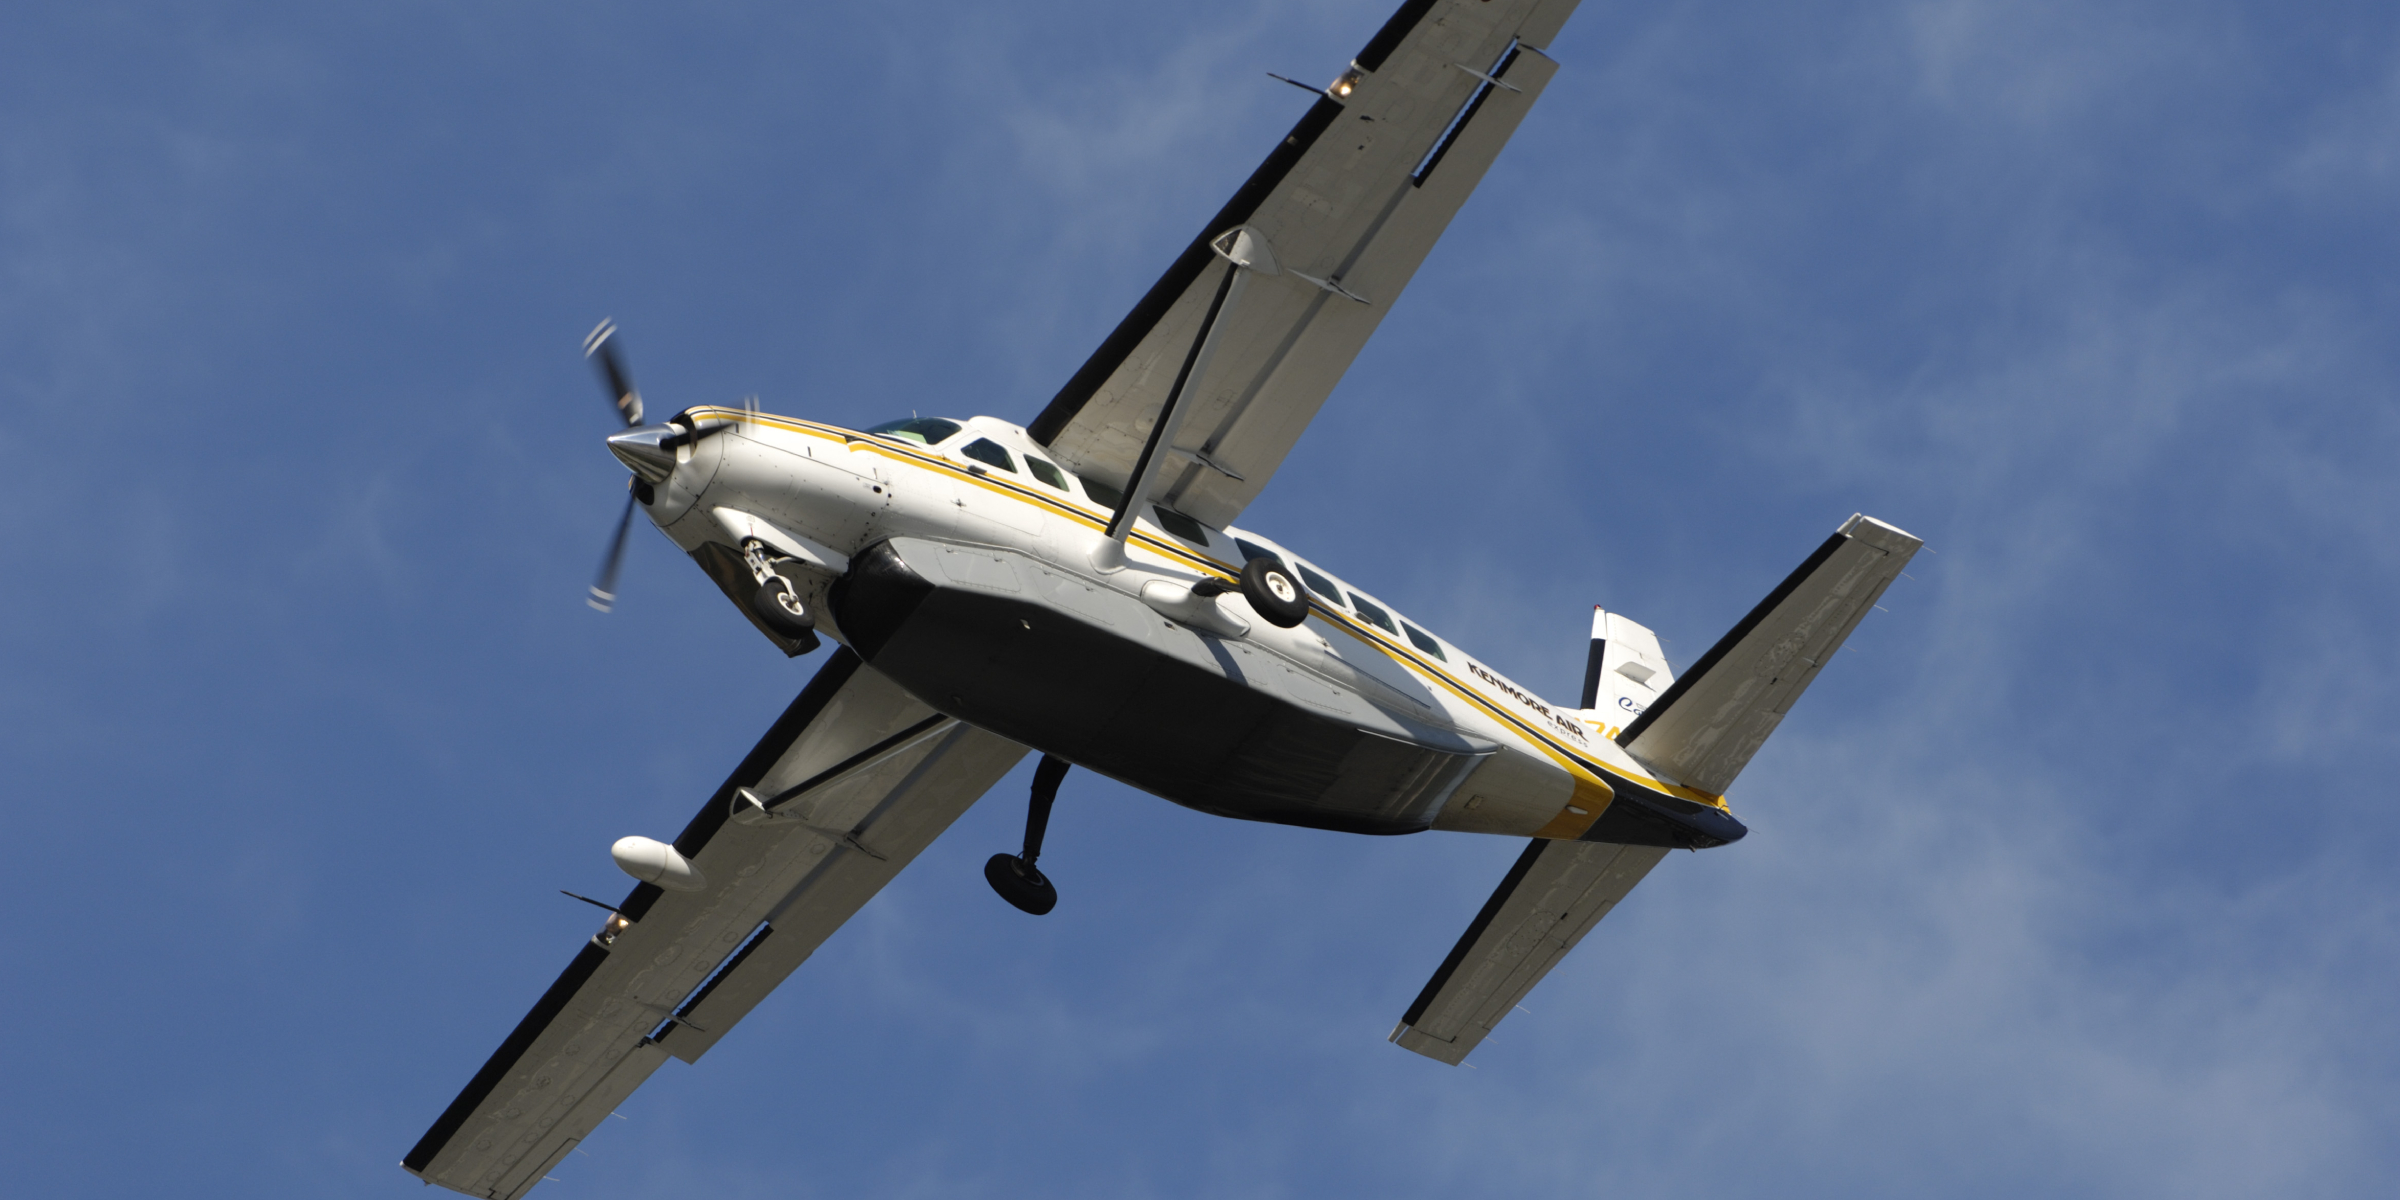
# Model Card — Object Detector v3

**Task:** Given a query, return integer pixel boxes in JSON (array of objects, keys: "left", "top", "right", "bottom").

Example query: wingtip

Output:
[{"left": 1838, "top": 512, "right": 1923, "bottom": 555}]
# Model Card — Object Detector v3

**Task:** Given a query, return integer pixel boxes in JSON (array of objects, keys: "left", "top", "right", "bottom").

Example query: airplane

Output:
[{"left": 403, "top": 1, "right": 1921, "bottom": 1196}]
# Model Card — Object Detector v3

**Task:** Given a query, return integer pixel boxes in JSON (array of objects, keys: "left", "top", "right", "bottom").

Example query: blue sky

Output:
[{"left": 4, "top": 1, "right": 2397, "bottom": 1196}]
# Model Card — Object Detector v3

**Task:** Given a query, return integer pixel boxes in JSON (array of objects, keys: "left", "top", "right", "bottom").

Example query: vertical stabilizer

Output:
[{"left": 1581, "top": 609, "right": 1674, "bottom": 732}]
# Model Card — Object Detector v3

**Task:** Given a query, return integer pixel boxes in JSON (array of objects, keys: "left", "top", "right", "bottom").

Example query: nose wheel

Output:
[
  {"left": 740, "top": 538, "right": 821, "bottom": 650},
  {"left": 986, "top": 754, "right": 1070, "bottom": 915}
]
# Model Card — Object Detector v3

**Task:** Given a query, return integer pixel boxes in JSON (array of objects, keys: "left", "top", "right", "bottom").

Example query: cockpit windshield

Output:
[{"left": 865, "top": 417, "right": 963, "bottom": 446}]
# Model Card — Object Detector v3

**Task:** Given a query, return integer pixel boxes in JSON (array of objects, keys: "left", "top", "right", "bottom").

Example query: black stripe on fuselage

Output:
[{"left": 1616, "top": 532, "right": 1850, "bottom": 748}]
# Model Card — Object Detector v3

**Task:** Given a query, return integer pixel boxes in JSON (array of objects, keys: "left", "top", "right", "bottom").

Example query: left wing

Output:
[
  {"left": 1029, "top": 0, "right": 1586, "bottom": 528},
  {"left": 403, "top": 651, "right": 1025, "bottom": 1199}
]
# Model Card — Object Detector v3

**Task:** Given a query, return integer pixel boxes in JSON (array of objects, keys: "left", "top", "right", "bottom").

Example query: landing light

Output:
[{"left": 1330, "top": 68, "right": 1361, "bottom": 98}]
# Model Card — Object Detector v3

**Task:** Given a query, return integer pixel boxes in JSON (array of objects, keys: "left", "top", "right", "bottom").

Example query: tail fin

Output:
[
  {"left": 1579, "top": 607, "right": 1676, "bottom": 735},
  {"left": 1616, "top": 514, "right": 1920, "bottom": 796}
]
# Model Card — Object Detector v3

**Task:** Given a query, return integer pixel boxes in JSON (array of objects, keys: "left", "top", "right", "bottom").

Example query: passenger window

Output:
[
  {"left": 1079, "top": 474, "right": 1124, "bottom": 512},
  {"left": 960, "top": 438, "right": 1016, "bottom": 472},
  {"left": 1349, "top": 594, "right": 1397, "bottom": 634},
  {"left": 1027, "top": 457, "right": 1070, "bottom": 491},
  {"left": 1402, "top": 623, "right": 1447, "bottom": 661},
  {"left": 1235, "top": 538, "right": 1276, "bottom": 562},
  {"left": 1152, "top": 507, "right": 1209, "bottom": 545},
  {"left": 1295, "top": 563, "right": 1345, "bottom": 605},
  {"left": 864, "top": 417, "right": 963, "bottom": 446}
]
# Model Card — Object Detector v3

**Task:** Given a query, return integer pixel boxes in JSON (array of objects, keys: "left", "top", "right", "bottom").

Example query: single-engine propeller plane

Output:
[{"left": 405, "top": 2, "right": 1920, "bottom": 1195}]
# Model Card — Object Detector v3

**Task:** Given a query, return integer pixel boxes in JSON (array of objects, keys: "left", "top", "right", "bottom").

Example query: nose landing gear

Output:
[
  {"left": 740, "top": 538, "right": 820, "bottom": 651},
  {"left": 985, "top": 754, "right": 1070, "bottom": 915}
]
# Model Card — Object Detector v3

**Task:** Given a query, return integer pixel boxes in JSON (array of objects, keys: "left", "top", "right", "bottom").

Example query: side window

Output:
[
  {"left": 961, "top": 438, "right": 1016, "bottom": 472},
  {"left": 1402, "top": 623, "right": 1447, "bottom": 661},
  {"left": 1295, "top": 563, "right": 1345, "bottom": 605},
  {"left": 1079, "top": 474, "right": 1124, "bottom": 512},
  {"left": 1350, "top": 594, "right": 1398, "bottom": 635},
  {"left": 1152, "top": 507, "right": 1209, "bottom": 545},
  {"left": 1026, "top": 457, "right": 1070, "bottom": 491},
  {"left": 1235, "top": 538, "right": 1276, "bottom": 562}
]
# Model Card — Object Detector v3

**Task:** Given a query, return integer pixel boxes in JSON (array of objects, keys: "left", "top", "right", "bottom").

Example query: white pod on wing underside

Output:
[{"left": 610, "top": 836, "right": 708, "bottom": 892}]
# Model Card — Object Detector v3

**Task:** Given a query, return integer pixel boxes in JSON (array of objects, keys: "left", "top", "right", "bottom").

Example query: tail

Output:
[
  {"left": 1578, "top": 606, "right": 1676, "bottom": 741},
  {"left": 1591, "top": 514, "right": 1921, "bottom": 796}
]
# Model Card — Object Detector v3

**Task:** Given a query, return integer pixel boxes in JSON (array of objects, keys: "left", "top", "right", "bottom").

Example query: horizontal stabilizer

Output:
[
  {"left": 1390, "top": 838, "right": 1668, "bottom": 1065},
  {"left": 1618, "top": 514, "right": 1920, "bottom": 795}
]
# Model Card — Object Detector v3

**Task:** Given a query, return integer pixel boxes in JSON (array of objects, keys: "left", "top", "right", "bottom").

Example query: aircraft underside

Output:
[
  {"left": 834, "top": 536, "right": 1482, "bottom": 836},
  {"left": 824, "top": 534, "right": 1750, "bottom": 848}
]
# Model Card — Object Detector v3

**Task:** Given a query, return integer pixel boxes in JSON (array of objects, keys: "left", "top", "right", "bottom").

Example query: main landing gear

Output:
[
  {"left": 1238, "top": 555, "right": 1311, "bottom": 628},
  {"left": 986, "top": 754, "right": 1070, "bottom": 915}
]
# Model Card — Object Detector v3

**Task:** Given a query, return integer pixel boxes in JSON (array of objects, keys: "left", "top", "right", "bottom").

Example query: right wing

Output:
[
  {"left": 403, "top": 650, "right": 1026, "bottom": 1200},
  {"left": 1618, "top": 514, "right": 1922, "bottom": 796},
  {"left": 1390, "top": 838, "right": 1668, "bottom": 1064},
  {"left": 1028, "top": 0, "right": 1587, "bottom": 529}
]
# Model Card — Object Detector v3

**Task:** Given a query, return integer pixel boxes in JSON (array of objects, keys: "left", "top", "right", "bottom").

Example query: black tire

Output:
[
  {"left": 983, "top": 853, "right": 1058, "bottom": 915},
  {"left": 750, "top": 578, "right": 817, "bottom": 640},
  {"left": 1240, "top": 556, "right": 1311, "bottom": 628}
]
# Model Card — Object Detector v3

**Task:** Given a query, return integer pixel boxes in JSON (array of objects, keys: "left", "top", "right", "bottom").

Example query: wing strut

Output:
[{"left": 1092, "top": 228, "right": 1277, "bottom": 570}]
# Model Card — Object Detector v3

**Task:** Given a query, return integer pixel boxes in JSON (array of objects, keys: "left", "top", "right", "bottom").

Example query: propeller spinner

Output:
[{"left": 580, "top": 319, "right": 741, "bottom": 613}]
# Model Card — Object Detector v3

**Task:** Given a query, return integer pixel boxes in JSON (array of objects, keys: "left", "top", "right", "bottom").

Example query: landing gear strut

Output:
[
  {"left": 739, "top": 538, "right": 819, "bottom": 651},
  {"left": 985, "top": 754, "right": 1069, "bottom": 915}
]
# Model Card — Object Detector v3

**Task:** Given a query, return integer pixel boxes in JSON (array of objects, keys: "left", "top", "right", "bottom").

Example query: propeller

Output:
[
  {"left": 589, "top": 489, "right": 640, "bottom": 612},
  {"left": 584, "top": 318, "right": 643, "bottom": 428},
  {"left": 586, "top": 319, "right": 645, "bottom": 612},
  {"left": 580, "top": 319, "right": 743, "bottom": 612}
]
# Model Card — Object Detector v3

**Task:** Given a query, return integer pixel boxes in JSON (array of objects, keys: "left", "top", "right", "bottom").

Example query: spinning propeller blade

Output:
[
  {"left": 580, "top": 319, "right": 735, "bottom": 613},
  {"left": 583, "top": 319, "right": 643, "bottom": 427},
  {"left": 589, "top": 490, "right": 639, "bottom": 612}
]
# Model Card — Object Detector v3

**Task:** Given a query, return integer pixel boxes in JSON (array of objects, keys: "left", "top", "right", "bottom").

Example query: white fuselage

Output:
[{"left": 635, "top": 407, "right": 1735, "bottom": 843}]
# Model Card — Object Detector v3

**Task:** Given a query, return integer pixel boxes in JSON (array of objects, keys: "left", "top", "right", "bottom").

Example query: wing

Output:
[
  {"left": 1618, "top": 515, "right": 1922, "bottom": 796},
  {"left": 1390, "top": 837, "right": 1668, "bottom": 1064},
  {"left": 403, "top": 650, "right": 1026, "bottom": 1200},
  {"left": 1028, "top": 0, "right": 1587, "bottom": 528}
]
